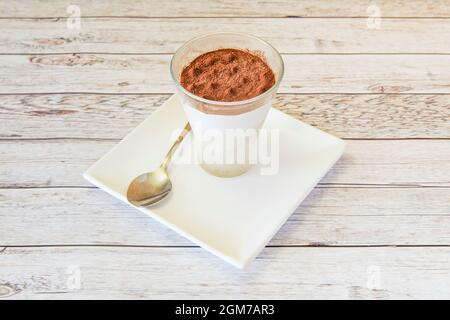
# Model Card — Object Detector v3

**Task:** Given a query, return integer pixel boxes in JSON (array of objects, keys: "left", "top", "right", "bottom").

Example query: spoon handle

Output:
[{"left": 161, "top": 122, "right": 191, "bottom": 170}]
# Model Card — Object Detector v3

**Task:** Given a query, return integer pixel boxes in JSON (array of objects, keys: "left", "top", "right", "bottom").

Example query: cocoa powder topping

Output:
[{"left": 180, "top": 49, "right": 275, "bottom": 102}]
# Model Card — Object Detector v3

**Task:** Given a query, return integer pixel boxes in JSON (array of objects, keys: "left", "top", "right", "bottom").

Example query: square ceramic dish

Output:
[{"left": 84, "top": 95, "right": 345, "bottom": 268}]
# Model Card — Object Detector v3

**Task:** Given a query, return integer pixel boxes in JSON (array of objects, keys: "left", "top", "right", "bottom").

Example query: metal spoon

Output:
[{"left": 127, "top": 123, "right": 191, "bottom": 206}]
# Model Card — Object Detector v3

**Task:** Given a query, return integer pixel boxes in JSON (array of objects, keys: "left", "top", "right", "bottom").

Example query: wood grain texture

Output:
[
  {"left": 3, "top": 18, "right": 450, "bottom": 54},
  {"left": 1, "top": 54, "right": 450, "bottom": 94},
  {"left": 2, "top": 94, "right": 448, "bottom": 139},
  {"left": 1, "top": 187, "right": 449, "bottom": 247},
  {"left": 1, "top": 0, "right": 450, "bottom": 18},
  {"left": 1, "top": 246, "right": 450, "bottom": 299},
  {"left": 1, "top": 140, "right": 449, "bottom": 188}
]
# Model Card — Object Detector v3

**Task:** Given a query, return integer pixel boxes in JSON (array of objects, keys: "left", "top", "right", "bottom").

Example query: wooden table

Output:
[{"left": 1, "top": 0, "right": 449, "bottom": 299}]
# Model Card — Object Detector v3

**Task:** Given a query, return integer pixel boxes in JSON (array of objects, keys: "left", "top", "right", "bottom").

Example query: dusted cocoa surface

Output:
[{"left": 180, "top": 49, "right": 275, "bottom": 102}]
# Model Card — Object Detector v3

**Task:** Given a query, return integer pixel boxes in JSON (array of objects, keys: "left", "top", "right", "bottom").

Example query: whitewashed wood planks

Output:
[
  {"left": 0, "top": 187, "right": 449, "bottom": 246},
  {"left": 0, "top": 54, "right": 449, "bottom": 94},
  {"left": 1, "top": 94, "right": 449, "bottom": 139},
  {"left": 1, "top": 140, "right": 449, "bottom": 188},
  {"left": 2, "top": 0, "right": 450, "bottom": 18},
  {"left": 1, "top": 246, "right": 450, "bottom": 299},
  {"left": 1, "top": 18, "right": 450, "bottom": 54}
]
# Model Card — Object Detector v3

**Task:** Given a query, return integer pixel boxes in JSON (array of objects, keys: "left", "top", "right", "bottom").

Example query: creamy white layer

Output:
[{"left": 182, "top": 100, "right": 272, "bottom": 177}]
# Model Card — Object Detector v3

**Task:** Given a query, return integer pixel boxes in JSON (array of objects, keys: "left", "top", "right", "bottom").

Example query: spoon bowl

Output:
[
  {"left": 126, "top": 123, "right": 191, "bottom": 207},
  {"left": 127, "top": 167, "right": 172, "bottom": 206}
]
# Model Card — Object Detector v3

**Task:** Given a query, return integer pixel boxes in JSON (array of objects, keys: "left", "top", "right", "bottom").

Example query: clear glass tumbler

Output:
[{"left": 170, "top": 33, "right": 284, "bottom": 177}]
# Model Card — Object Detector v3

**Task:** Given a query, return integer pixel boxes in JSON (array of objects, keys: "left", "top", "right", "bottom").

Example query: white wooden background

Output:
[{"left": 0, "top": 0, "right": 450, "bottom": 299}]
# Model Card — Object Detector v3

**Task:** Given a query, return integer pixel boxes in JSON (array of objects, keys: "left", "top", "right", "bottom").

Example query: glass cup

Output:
[{"left": 170, "top": 33, "right": 284, "bottom": 177}]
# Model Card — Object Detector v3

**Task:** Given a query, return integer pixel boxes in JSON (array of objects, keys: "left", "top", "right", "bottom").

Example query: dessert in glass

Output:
[{"left": 170, "top": 33, "right": 284, "bottom": 177}]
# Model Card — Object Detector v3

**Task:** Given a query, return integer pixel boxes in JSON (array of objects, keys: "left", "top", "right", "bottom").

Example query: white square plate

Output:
[{"left": 84, "top": 95, "right": 345, "bottom": 268}]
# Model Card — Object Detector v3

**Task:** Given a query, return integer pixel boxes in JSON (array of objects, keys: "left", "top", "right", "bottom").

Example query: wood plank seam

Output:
[
  {"left": 2, "top": 16, "right": 450, "bottom": 19},
  {"left": 1, "top": 184, "right": 449, "bottom": 189},
  {"left": 2, "top": 184, "right": 450, "bottom": 189},
  {"left": 2, "top": 138, "right": 449, "bottom": 141},
  {"left": 2, "top": 245, "right": 450, "bottom": 249},
  {"left": 2, "top": 92, "right": 450, "bottom": 95},
  {"left": 4, "top": 53, "right": 450, "bottom": 56}
]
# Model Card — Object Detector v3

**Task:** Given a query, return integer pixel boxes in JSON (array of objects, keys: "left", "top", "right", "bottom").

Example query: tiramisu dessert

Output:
[{"left": 171, "top": 33, "right": 283, "bottom": 177}]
